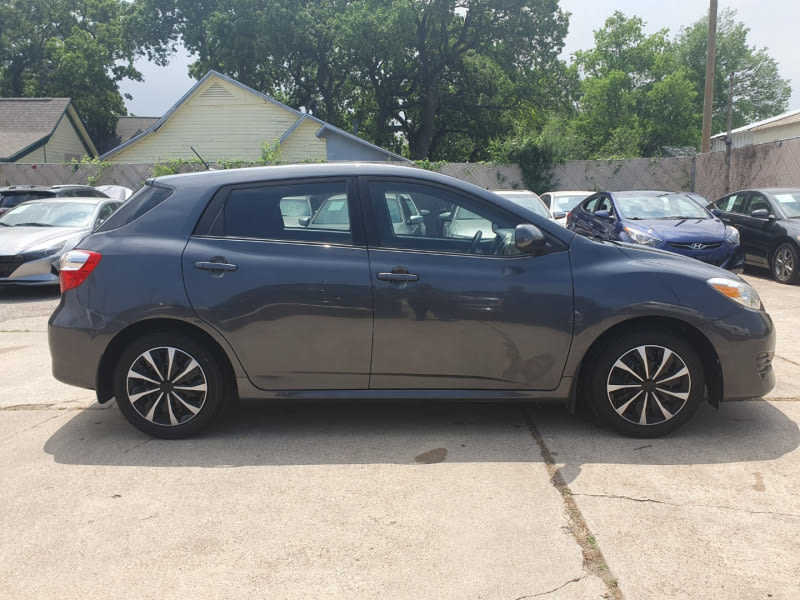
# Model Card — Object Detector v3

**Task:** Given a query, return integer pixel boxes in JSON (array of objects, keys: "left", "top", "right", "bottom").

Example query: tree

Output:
[
  {"left": 171, "top": 0, "right": 569, "bottom": 160},
  {"left": 569, "top": 12, "right": 700, "bottom": 158},
  {"left": 0, "top": 0, "right": 175, "bottom": 148},
  {"left": 675, "top": 8, "right": 791, "bottom": 134}
]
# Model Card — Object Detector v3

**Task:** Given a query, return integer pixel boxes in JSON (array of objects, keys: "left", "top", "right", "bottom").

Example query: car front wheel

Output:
[
  {"left": 113, "top": 333, "right": 226, "bottom": 438},
  {"left": 589, "top": 331, "right": 705, "bottom": 437},
  {"left": 771, "top": 242, "right": 799, "bottom": 284}
]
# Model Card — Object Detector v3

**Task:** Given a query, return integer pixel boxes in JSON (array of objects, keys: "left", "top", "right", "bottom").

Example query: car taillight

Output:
[{"left": 59, "top": 250, "right": 102, "bottom": 293}]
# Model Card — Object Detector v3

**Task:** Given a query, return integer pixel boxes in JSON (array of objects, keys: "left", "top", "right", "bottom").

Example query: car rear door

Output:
[
  {"left": 182, "top": 177, "right": 373, "bottom": 390},
  {"left": 361, "top": 177, "right": 573, "bottom": 391}
]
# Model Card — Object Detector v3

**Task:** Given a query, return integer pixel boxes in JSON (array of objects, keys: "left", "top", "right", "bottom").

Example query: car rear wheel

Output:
[
  {"left": 771, "top": 242, "right": 799, "bottom": 284},
  {"left": 589, "top": 331, "right": 705, "bottom": 437},
  {"left": 113, "top": 333, "right": 226, "bottom": 438}
]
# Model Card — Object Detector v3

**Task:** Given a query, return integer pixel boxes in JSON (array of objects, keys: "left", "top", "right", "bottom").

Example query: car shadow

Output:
[
  {"left": 0, "top": 286, "right": 60, "bottom": 302},
  {"left": 43, "top": 398, "right": 799, "bottom": 469}
]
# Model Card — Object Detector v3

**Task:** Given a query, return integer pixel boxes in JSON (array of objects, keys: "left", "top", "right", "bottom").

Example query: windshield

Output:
[
  {"left": 313, "top": 196, "right": 350, "bottom": 225},
  {"left": 773, "top": 192, "right": 800, "bottom": 217},
  {"left": 615, "top": 194, "right": 709, "bottom": 220},
  {"left": 0, "top": 201, "right": 95, "bottom": 227}
]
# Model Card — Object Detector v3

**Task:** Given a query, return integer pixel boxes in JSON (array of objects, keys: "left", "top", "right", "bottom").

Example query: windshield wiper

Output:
[{"left": 13, "top": 222, "right": 53, "bottom": 227}]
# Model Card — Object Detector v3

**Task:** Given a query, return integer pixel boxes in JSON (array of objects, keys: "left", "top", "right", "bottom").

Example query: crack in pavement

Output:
[
  {"left": 513, "top": 575, "right": 586, "bottom": 599},
  {"left": 573, "top": 493, "right": 800, "bottom": 519},
  {"left": 523, "top": 407, "right": 623, "bottom": 600},
  {"left": 0, "top": 413, "right": 63, "bottom": 444}
]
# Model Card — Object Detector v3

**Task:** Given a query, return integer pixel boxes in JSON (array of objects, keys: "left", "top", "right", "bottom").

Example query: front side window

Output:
[
  {"left": 714, "top": 193, "right": 746, "bottom": 214},
  {"left": 367, "top": 180, "right": 530, "bottom": 255}
]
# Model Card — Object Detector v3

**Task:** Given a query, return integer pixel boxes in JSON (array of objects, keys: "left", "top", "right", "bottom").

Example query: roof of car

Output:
[
  {"left": 16, "top": 196, "right": 110, "bottom": 205},
  {"left": 151, "top": 163, "right": 485, "bottom": 194}
]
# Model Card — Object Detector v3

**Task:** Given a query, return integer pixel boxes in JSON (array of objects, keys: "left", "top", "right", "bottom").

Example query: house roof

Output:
[
  {"left": 0, "top": 98, "right": 97, "bottom": 161},
  {"left": 100, "top": 70, "right": 408, "bottom": 162},
  {"left": 710, "top": 107, "right": 800, "bottom": 139},
  {"left": 115, "top": 116, "right": 160, "bottom": 144}
]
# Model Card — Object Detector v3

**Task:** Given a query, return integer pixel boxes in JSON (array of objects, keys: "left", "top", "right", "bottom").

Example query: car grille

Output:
[
  {"left": 668, "top": 242, "right": 723, "bottom": 251},
  {"left": 0, "top": 255, "right": 26, "bottom": 278}
]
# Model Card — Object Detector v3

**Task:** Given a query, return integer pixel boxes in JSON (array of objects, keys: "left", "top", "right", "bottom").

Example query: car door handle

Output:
[
  {"left": 377, "top": 268, "right": 419, "bottom": 282},
  {"left": 195, "top": 260, "right": 238, "bottom": 272}
]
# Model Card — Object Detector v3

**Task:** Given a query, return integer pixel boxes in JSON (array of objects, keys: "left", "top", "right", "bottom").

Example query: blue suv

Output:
[{"left": 567, "top": 190, "right": 744, "bottom": 270}]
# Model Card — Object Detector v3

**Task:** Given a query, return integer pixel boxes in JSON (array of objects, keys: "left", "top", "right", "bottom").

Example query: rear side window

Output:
[
  {"left": 200, "top": 180, "right": 354, "bottom": 245},
  {"left": 94, "top": 184, "right": 172, "bottom": 231}
]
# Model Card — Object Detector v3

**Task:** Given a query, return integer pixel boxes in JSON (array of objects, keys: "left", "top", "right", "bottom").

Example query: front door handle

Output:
[
  {"left": 377, "top": 267, "right": 419, "bottom": 282},
  {"left": 195, "top": 258, "right": 238, "bottom": 273}
]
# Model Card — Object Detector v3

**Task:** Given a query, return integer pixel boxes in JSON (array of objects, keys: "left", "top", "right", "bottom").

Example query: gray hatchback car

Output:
[{"left": 49, "top": 164, "right": 775, "bottom": 439}]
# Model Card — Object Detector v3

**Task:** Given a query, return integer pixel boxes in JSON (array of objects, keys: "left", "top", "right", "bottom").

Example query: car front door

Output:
[
  {"left": 182, "top": 178, "right": 373, "bottom": 390},
  {"left": 740, "top": 192, "right": 780, "bottom": 265},
  {"left": 362, "top": 178, "right": 573, "bottom": 390}
]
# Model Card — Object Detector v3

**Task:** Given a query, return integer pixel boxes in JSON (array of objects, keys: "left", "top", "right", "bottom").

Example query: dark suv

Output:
[
  {"left": 48, "top": 164, "right": 775, "bottom": 439},
  {"left": 0, "top": 184, "right": 108, "bottom": 216}
]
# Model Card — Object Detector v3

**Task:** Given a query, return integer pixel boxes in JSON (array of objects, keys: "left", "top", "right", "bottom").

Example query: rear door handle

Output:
[{"left": 377, "top": 267, "right": 419, "bottom": 282}]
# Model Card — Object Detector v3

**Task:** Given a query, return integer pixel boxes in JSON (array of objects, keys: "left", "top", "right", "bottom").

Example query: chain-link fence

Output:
[{"left": 3, "top": 136, "right": 799, "bottom": 201}]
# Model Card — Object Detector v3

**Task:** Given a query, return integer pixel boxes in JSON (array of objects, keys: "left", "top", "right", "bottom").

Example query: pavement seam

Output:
[
  {"left": 573, "top": 493, "right": 800, "bottom": 519},
  {"left": 522, "top": 407, "right": 623, "bottom": 600}
]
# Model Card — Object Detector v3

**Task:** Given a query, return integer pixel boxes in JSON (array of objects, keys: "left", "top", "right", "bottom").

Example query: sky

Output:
[{"left": 119, "top": 0, "right": 800, "bottom": 122}]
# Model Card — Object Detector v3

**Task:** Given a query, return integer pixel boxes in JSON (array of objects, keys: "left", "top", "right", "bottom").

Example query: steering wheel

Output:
[{"left": 468, "top": 230, "right": 482, "bottom": 253}]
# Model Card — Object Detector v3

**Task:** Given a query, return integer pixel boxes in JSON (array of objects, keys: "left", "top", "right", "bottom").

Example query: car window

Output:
[
  {"left": 367, "top": 180, "right": 540, "bottom": 255},
  {"left": 615, "top": 193, "right": 708, "bottom": 220},
  {"left": 582, "top": 195, "right": 602, "bottom": 213},
  {"left": 95, "top": 184, "right": 173, "bottom": 231},
  {"left": 552, "top": 194, "right": 589, "bottom": 213},
  {"left": 593, "top": 195, "right": 612, "bottom": 214},
  {"left": 773, "top": 192, "right": 800, "bottom": 217},
  {"left": 206, "top": 180, "right": 353, "bottom": 244},
  {"left": 746, "top": 194, "right": 771, "bottom": 215},
  {"left": 714, "top": 193, "right": 746, "bottom": 214},
  {"left": 94, "top": 202, "right": 120, "bottom": 228}
]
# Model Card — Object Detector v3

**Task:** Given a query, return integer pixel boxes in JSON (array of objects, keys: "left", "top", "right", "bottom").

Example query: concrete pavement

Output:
[{"left": 1, "top": 271, "right": 798, "bottom": 599}]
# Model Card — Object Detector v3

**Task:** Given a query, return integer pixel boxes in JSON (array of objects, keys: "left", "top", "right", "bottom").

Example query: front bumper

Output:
[{"left": 0, "top": 254, "right": 59, "bottom": 286}]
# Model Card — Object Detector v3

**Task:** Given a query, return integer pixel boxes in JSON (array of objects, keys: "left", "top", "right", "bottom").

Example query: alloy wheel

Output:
[
  {"left": 125, "top": 346, "right": 208, "bottom": 426},
  {"left": 773, "top": 246, "right": 795, "bottom": 282},
  {"left": 606, "top": 344, "right": 691, "bottom": 427}
]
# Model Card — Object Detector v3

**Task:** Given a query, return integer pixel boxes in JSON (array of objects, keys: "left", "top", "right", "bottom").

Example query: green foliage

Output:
[
  {"left": 488, "top": 127, "right": 559, "bottom": 193},
  {"left": 570, "top": 12, "right": 699, "bottom": 158},
  {"left": 173, "top": 0, "right": 570, "bottom": 161},
  {"left": 675, "top": 8, "right": 791, "bottom": 133},
  {"left": 68, "top": 156, "right": 111, "bottom": 186},
  {"left": 0, "top": 0, "right": 175, "bottom": 147},
  {"left": 260, "top": 140, "right": 283, "bottom": 163}
]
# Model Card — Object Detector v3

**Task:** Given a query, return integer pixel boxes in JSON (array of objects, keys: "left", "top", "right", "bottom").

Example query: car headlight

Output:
[
  {"left": 623, "top": 226, "right": 663, "bottom": 246},
  {"left": 708, "top": 277, "right": 762, "bottom": 310},
  {"left": 724, "top": 226, "right": 740, "bottom": 244},
  {"left": 20, "top": 240, "right": 67, "bottom": 260}
]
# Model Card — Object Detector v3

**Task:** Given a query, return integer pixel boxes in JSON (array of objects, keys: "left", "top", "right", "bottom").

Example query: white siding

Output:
[
  {"left": 281, "top": 119, "right": 327, "bottom": 162},
  {"left": 110, "top": 77, "right": 305, "bottom": 163},
  {"left": 18, "top": 115, "right": 88, "bottom": 163},
  {"left": 754, "top": 122, "right": 800, "bottom": 145}
]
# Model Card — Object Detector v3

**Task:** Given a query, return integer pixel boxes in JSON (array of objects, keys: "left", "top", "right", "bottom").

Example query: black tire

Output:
[
  {"left": 588, "top": 330, "right": 705, "bottom": 438},
  {"left": 113, "top": 332, "right": 226, "bottom": 438},
  {"left": 771, "top": 242, "right": 800, "bottom": 284}
]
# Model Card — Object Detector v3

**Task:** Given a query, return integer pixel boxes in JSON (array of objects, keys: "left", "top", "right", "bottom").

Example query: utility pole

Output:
[
  {"left": 724, "top": 72, "right": 735, "bottom": 193},
  {"left": 701, "top": 0, "right": 718, "bottom": 153}
]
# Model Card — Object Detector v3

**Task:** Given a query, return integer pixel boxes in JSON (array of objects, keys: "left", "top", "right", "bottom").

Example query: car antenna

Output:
[{"left": 190, "top": 146, "right": 213, "bottom": 170}]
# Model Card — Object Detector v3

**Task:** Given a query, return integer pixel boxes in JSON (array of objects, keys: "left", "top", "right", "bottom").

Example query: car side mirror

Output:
[
  {"left": 298, "top": 216, "right": 311, "bottom": 227},
  {"left": 419, "top": 209, "right": 430, "bottom": 217},
  {"left": 750, "top": 208, "right": 772, "bottom": 219},
  {"left": 552, "top": 211, "right": 566, "bottom": 220},
  {"left": 710, "top": 208, "right": 722, "bottom": 217},
  {"left": 514, "top": 224, "right": 547, "bottom": 254},
  {"left": 594, "top": 210, "right": 614, "bottom": 220},
  {"left": 409, "top": 215, "right": 424, "bottom": 225},
  {"left": 438, "top": 212, "right": 452, "bottom": 222}
]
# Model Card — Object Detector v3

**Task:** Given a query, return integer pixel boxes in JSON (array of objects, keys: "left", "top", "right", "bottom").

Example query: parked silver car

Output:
[
  {"left": 540, "top": 191, "right": 594, "bottom": 226},
  {"left": 0, "top": 197, "right": 122, "bottom": 286}
]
